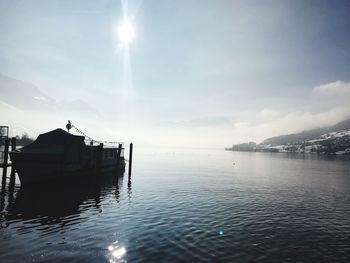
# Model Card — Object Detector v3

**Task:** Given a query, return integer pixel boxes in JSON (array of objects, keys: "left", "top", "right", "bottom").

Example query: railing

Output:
[{"left": 66, "top": 121, "right": 124, "bottom": 146}]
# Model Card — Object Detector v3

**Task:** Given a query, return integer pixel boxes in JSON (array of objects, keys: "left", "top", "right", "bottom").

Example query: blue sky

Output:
[{"left": 1, "top": 0, "right": 350, "bottom": 147}]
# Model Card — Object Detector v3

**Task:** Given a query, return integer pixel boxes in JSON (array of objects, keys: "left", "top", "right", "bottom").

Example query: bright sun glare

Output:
[{"left": 117, "top": 21, "right": 135, "bottom": 45}]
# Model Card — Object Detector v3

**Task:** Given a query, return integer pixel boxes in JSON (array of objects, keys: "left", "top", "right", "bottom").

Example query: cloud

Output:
[
  {"left": 258, "top": 109, "right": 278, "bottom": 120},
  {"left": 234, "top": 122, "right": 250, "bottom": 129},
  {"left": 158, "top": 116, "right": 232, "bottom": 128},
  {"left": 34, "top": 96, "right": 47, "bottom": 101},
  {"left": 188, "top": 116, "right": 231, "bottom": 127},
  {"left": 313, "top": 80, "right": 350, "bottom": 96},
  {"left": 59, "top": 99, "right": 99, "bottom": 116}
]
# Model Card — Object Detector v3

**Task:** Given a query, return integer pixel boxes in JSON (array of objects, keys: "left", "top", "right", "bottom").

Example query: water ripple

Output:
[{"left": 1, "top": 150, "right": 350, "bottom": 262}]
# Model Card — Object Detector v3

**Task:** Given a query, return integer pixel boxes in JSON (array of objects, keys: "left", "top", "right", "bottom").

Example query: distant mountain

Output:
[
  {"left": 0, "top": 73, "right": 55, "bottom": 111},
  {"left": 227, "top": 118, "right": 350, "bottom": 154},
  {"left": 0, "top": 73, "right": 98, "bottom": 116},
  {"left": 262, "top": 118, "right": 350, "bottom": 146}
]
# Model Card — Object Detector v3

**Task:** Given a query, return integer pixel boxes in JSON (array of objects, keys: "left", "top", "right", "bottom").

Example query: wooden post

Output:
[
  {"left": 9, "top": 137, "right": 16, "bottom": 187},
  {"left": 8, "top": 168, "right": 16, "bottom": 202},
  {"left": 128, "top": 143, "right": 133, "bottom": 177},
  {"left": 2, "top": 139, "right": 10, "bottom": 184},
  {"left": 116, "top": 143, "right": 122, "bottom": 171},
  {"left": 11, "top": 137, "right": 16, "bottom": 151}
]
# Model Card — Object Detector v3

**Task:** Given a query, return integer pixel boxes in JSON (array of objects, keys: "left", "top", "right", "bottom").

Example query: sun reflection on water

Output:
[{"left": 107, "top": 241, "right": 127, "bottom": 263}]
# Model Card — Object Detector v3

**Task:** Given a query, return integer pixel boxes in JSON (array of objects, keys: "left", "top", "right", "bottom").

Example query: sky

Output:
[{"left": 1, "top": 0, "right": 350, "bottom": 148}]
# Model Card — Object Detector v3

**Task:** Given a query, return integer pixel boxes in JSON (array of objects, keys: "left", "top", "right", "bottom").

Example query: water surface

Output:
[{"left": 1, "top": 148, "right": 350, "bottom": 262}]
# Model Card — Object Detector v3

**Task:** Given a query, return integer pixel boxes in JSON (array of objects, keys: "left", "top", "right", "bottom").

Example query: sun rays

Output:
[{"left": 114, "top": 0, "right": 141, "bottom": 102}]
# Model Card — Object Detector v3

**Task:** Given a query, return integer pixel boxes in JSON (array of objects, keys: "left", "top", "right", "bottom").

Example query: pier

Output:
[
  {"left": 1, "top": 127, "right": 13, "bottom": 180},
  {"left": 1, "top": 126, "right": 16, "bottom": 195}
]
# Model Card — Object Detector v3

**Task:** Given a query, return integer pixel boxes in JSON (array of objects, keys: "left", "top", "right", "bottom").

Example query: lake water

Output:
[{"left": 1, "top": 148, "right": 350, "bottom": 262}]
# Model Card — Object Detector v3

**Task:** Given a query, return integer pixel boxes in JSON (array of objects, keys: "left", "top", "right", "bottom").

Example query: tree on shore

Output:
[{"left": 15, "top": 133, "right": 34, "bottom": 146}]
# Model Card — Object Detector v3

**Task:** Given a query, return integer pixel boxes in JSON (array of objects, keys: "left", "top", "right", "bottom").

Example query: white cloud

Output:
[
  {"left": 34, "top": 96, "right": 47, "bottom": 101},
  {"left": 313, "top": 80, "right": 350, "bottom": 96},
  {"left": 258, "top": 109, "right": 278, "bottom": 120},
  {"left": 234, "top": 122, "right": 250, "bottom": 129},
  {"left": 257, "top": 109, "right": 348, "bottom": 136},
  {"left": 188, "top": 116, "right": 231, "bottom": 127}
]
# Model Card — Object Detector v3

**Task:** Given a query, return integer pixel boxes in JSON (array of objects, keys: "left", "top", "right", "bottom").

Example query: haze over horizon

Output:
[{"left": 1, "top": 0, "right": 350, "bottom": 148}]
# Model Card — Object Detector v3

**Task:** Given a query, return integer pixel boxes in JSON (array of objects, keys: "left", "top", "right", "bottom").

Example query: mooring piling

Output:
[
  {"left": 9, "top": 137, "right": 17, "bottom": 186},
  {"left": 1, "top": 139, "right": 10, "bottom": 184},
  {"left": 11, "top": 137, "right": 16, "bottom": 151},
  {"left": 8, "top": 168, "right": 16, "bottom": 202},
  {"left": 128, "top": 142, "right": 133, "bottom": 178}
]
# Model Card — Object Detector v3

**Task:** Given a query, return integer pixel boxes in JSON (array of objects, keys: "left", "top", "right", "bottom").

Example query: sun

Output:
[{"left": 117, "top": 20, "right": 135, "bottom": 45}]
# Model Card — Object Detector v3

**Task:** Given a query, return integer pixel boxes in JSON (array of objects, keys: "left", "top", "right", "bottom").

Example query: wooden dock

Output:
[{"left": 1, "top": 136, "right": 16, "bottom": 189}]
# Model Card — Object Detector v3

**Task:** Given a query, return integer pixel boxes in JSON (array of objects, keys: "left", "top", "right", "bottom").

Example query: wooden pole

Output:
[
  {"left": 9, "top": 137, "right": 16, "bottom": 188},
  {"left": 11, "top": 137, "right": 16, "bottom": 151},
  {"left": 2, "top": 139, "right": 10, "bottom": 184},
  {"left": 8, "top": 168, "right": 16, "bottom": 202},
  {"left": 128, "top": 143, "right": 133, "bottom": 177},
  {"left": 116, "top": 143, "right": 122, "bottom": 171}
]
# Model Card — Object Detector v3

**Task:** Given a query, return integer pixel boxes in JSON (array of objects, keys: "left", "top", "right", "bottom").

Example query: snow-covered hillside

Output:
[{"left": 228, "top": 119, "right": 350, "bottom": 155}]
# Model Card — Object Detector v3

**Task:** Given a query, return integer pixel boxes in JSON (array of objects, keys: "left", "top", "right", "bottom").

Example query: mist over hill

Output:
[
  {"left": 262, "top": 118, "right": 350, "bottom": 145},
  {"left": 228, "top": 118, "right": 350, "bottom": 154}
]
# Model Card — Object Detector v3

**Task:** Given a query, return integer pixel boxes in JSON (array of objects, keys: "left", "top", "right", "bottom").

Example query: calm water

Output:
[{"left": 1, "top": 148, "right": 350, "bottom": 262}]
